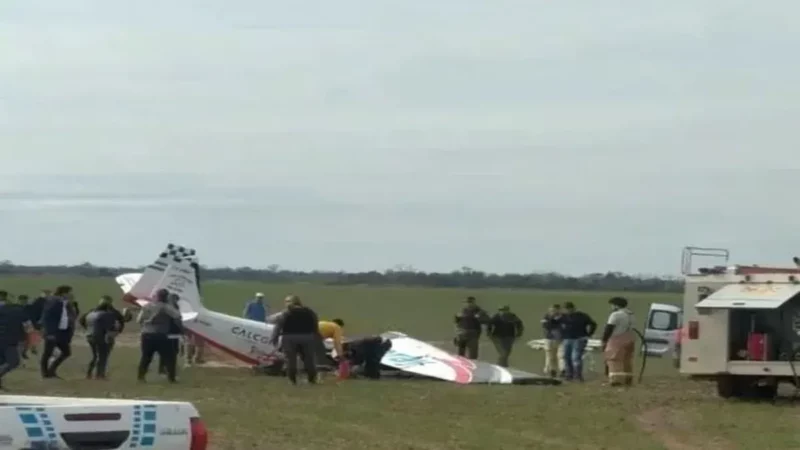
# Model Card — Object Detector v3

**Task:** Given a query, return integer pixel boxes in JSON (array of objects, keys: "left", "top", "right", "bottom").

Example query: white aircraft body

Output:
[{"left": 117, "top": 243, "right": 557, "bottom": 385}]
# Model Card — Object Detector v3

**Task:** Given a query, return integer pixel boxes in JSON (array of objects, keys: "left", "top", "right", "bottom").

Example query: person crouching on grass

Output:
[{"left": 601, "top": 297, "right": 636, "bottom": 387}]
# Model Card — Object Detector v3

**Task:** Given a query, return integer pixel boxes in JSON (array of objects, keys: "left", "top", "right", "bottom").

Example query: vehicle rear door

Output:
[{"left": 643, "top": 303, "right": 682, "bottom": 356}]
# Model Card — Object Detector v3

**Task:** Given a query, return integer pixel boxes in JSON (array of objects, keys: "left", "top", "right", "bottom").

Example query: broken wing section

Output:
[{"left": 380, "top": 333, "right": 558, "bottom": 385}]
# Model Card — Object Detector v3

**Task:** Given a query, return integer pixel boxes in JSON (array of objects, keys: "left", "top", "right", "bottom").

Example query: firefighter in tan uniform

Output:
[{"left": 601, "top": 297, "right": 635, "bottom": 386}]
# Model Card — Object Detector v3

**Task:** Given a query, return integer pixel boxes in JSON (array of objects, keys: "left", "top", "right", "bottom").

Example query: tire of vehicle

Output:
[{"left": 716, "top": 375, "right": 744, "bottom": 398}]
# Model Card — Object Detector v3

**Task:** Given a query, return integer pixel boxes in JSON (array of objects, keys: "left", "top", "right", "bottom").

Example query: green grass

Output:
[{"left": 2, "top": 275, "right": 800, "bottom": 450}]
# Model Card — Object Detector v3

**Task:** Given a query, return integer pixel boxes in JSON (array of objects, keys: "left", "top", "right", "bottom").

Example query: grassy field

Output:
[{"left": 2, "top": 275, "right": 800, "bottom": 450}]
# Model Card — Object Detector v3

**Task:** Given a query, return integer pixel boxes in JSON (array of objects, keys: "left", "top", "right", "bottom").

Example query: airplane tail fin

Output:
[{"left": 116, "top": 243, "right": 205, "bottom": 316}]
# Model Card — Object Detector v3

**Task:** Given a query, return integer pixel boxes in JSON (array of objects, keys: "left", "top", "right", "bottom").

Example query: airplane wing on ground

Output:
[{"left": 379, "top": 332, "right": 559, "bottom": 385}]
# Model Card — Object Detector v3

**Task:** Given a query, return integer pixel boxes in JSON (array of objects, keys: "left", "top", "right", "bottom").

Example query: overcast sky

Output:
[{"left": 1, "top": 1, "right": 798, "bottom": 275}]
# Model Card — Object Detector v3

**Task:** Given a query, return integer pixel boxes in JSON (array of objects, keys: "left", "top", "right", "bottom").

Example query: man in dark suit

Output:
[{"left": 40, "top": 285, "right": 78, "bottom": 379}]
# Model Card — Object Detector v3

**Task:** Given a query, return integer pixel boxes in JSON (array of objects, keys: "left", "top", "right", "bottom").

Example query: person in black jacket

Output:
[
  {"left": 40, "top": 285, "right": 78, "bottom": 379},
  {"left": 0, "top": 291, "right": 33, "bottom": 390},
  {"left": 26, "top": 292, "right": 48, "bottom": 357},
  {"left": 79, "top": 301, "right": 119, "bottom": 379},
  {"left": 453, "top": 296, "right": 489, "bottom": 359},
  {"left": 159, "top": 293, "right": 183, "bottom": 376},
  {"left": 345, "top": 336, "right": 392, "bottom": 379},
  {"left": 486, "top": 305, "right": 524, "bottom": 368},
  {"left": 560, "top": 302, "right": 597, "bottom": 382},
  {"left": 269, "top": 295, "right": 320, "bottom": 385},
  {"left": 30, "top": 290, "right": 50, "bottom": 327}
]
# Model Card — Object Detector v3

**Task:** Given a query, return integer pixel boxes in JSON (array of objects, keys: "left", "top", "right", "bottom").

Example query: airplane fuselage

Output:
[{"left": 182, "top": 310, "right": 280, "bottom": 365}]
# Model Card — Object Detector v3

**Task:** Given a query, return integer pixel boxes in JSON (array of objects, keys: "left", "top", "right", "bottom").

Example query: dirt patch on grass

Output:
[{"left": 634, "top": 407, "right": 738, "bottom": 450}]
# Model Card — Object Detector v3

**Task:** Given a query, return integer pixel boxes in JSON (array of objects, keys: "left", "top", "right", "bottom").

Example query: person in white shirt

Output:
[
  {"left": 40, "top": 285, "right": 78, "bottom": 379},
  {"left": 601, "top": 297, "right": 635, "bottom": 387}
]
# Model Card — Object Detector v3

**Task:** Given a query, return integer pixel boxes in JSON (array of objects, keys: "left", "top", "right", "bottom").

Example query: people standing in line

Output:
[
  {"left": 40, "top": 285, "right": 78, "bottom": 379},
  {"left": 541, "top": 304, "right": 564, "bottom": 377},
  {"left": 486, "top": 305, "right": 524, "bottom": 368},
  {"left": 602, "top": 297, "right": 636, "bottom": 386},
  {"left": 79, "top": 299, "right": 120, "bottom": 379},
  {"left": 136, "top": 288, "right": 181, "bottom": 383},
  {"left": 269, "top": 295, "right": 320, "bottom": 385},
  {"left": 0, "top": 291, "right": 33, "bottom": 390},
  {"left": 454, "top": 296, "right": 488, "bottom": 359},
  {"left": 243, "top": 292, "right": 268, "bottom": 322},
  {"left": 160, "top": 293, "right": 184, "bottom": 376},
  {"left": 559, "top": 301, "right": 597, "bottom": 382}
]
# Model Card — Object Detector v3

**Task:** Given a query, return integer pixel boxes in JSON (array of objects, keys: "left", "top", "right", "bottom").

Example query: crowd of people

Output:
[
  {"left": 0, "top": 285, "right": 212, "bottom": 391},
  {"left": 453, "top": 295, "right": 636, "bottom": 386},
  {"left": 1, "top": 286, "right": 638, "bottom": 390}
]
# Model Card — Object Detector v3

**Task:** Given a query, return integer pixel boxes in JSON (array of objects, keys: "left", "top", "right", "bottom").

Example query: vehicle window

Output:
[
  {"left": 697, "top": 286, "right": 714, "bottom": 302},
  {"left": 648, "top": 311, "right": 677, "bottom": 330}
]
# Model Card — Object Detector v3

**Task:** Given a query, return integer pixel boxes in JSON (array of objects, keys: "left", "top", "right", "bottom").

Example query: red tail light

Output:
[
  {"left": 190, "top": 417, "right": 209, "bottom": 450},
  {"left": 688, "top": 321, "right": 699, "bottom": 340}
]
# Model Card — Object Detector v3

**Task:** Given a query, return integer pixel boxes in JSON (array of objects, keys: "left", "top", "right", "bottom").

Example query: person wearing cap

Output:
[
  {"left": 243, "top": 292, "right": 269, "bottom": 323},
  {"left": 601, "top": 297, "right": 636, "bottom": 386},
  {"left": 486, "top": 305, "right": 524, "bottom": 367}
]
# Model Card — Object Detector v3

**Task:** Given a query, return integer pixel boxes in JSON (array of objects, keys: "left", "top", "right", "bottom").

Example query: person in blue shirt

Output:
[{"left": 243, "top": 293, "right": 268, "bottom": 322}]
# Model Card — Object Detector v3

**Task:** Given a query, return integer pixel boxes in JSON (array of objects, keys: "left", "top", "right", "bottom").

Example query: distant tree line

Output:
[{"left": 0, "top": 260, "right": 683, "bottom": 293}]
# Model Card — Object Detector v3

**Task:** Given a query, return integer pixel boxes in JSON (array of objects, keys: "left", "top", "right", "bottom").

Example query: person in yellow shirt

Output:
[{"left": 318, "top": 319, "right": 345, "bottom": 361}]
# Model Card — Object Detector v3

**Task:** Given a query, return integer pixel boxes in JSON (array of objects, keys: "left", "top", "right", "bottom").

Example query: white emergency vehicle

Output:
[
  {"left": 0, "top": 394, "right": 208, "bottom": 449},
  {"left": 678, "top": 246, "right": 800, "bottom": 398}
]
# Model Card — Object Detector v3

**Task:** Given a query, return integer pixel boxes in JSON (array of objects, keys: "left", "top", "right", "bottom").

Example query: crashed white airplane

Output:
[{"left": 116, "top": 243, "right": 557, "bottom": 385}]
